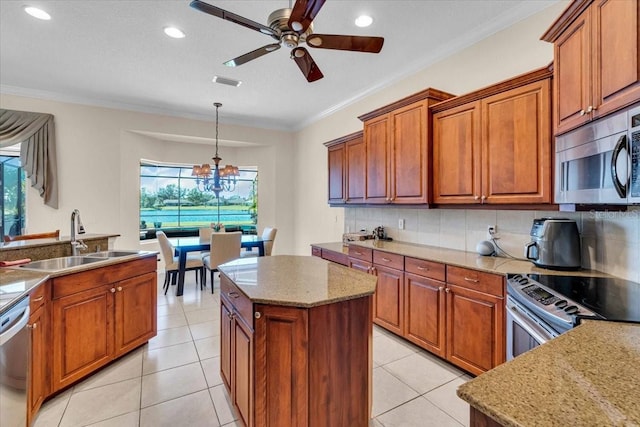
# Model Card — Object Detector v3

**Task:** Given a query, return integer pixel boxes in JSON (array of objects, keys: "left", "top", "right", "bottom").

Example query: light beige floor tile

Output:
[
  {"left": 86, "top": 410, "right": 140, "bottom": 427},
  {"left": 372, "top": 367, "right": 419, "bottom": 417},
  {"left": 74, "top": 348, "right": 143, "bottom": 392},
  {"left": 141, "top": 362, "right": 208, "bottom": 408},
  {"left": 382, "top": 352, "right": 462, "bottom": 394},
  {"left": 147, "top": 325, "right": 193, "bottom": 350},
  {"left": 60, "top": 378, "right": 141, "bottom": 427},
  {"left": 190, "top": 320, "right": 220, "bottom": 340},
  {"left": 195, "top": 336, "right": 221, "bottom": 360},
  {"left": 157, "top": 302, "right": 184, "bottom": 317},
  {"left": 424, "top": 377, "right": 470, "bottom": 427},
  {"left": 186, "top": 308, "right": 218, "bottom": 325},
  {"left": 209, "top": 385, "right": 238, "bottom": 426},
  {"left": 377, "top": 395, "right": 462, "bottom": 427},
  {"left": 33, "top": 388, "right": 72, "bottom": 427},
  {"left": 373, "top": 333, "right": 418, "bottom": 366},
  {"left": 221, "top": 422, "right": 241, "bottom": 427},
  {"left": 142, "top": 341, "right": 199, "bottom": 375},
  {"left": 140, "top": 390, "right": 220, "bottom": 427},
  {"left": 201, "top": 356, "right": 223, "bottom": 388},
  {"left": 157, "top": 312, "right": 187, "bottom": 331},
  {"left": 370, "top": 418, "right": 385, "bottom": 427}
]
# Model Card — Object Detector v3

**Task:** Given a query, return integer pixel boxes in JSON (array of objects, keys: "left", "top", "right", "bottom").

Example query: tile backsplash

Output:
[{"left": 344, "top": 207, "right": 640, "bottom": 282}]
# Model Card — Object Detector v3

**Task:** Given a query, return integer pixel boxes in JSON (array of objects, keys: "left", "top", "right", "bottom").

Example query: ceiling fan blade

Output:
[
  {"left": 288, "top": 0, "right": 326, "bottom": 34},
  {"left": 306, "top": 34, "right": 384, "bottom": 53},
  {"left": 290, "top": 47, "right": 324, "bottom": 82},
  {"left": 223, "top": 43, "right": 281, "bottom": 67},
  {"left": 190, "top": 0, "right": 279, "bottom": 39}
]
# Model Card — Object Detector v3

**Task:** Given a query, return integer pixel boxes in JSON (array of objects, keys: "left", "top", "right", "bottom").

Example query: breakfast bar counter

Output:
[{"left": 457, "top": 320, "right": 640, "bottom": 426}]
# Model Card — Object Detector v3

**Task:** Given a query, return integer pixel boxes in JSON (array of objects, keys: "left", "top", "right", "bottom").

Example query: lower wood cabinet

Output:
[
  {"left": 27, "top": 283, "right": 49, "bottom": 426},
  {"left": 371, "top": 251, "right": 404, "bottom": 335},
  {"left": 404, "top": 273, "right": 446, "bottom": 358}
]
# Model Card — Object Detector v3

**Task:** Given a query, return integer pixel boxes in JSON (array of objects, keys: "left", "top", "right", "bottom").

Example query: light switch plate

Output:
[{"left": 398, "top": 219, "right": 405, "bottom": 230}]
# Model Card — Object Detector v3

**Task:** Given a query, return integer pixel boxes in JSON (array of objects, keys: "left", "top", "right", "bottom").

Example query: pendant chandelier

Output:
[{"left": 192, "top": 102, "right": 239, "bottom": 197}]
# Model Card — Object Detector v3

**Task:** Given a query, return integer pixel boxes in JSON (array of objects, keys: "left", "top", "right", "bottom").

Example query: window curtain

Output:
[{"left": 0, "top": 109, "right": 58, "bottom": 208}]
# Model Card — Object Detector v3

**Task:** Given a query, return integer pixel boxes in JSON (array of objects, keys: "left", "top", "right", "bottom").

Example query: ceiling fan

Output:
[{"left": 189, "top": 0, "right": 384, "bottom": 82}]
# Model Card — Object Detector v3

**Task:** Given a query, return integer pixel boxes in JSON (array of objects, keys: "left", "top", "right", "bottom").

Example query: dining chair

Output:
[
  {"left": 203, "top": 231, "right": 242, "bottom": 293},
  {"left": 4, "top": 229, "right": 60, "bottom": 242},
  {"left": 156, "top": 231, "right": 205, "bottom": 294},
  {"left": 198, "top": 227, "right": 213, "bottom": 259},
  {"left": 242, "top": 227, "right": 277, "bottom": 257}
]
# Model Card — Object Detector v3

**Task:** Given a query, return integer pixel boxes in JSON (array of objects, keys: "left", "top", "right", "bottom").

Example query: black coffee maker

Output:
[{"left": 373, "top": 226, "right": 392, "bottom": 241}]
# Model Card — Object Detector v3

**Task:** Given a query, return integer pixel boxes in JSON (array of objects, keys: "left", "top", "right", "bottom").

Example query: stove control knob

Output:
[
  {"left": 518, "top": 278, "right": 529, "bottom": 285},
  {"left": 555, "top": 300, "right": 568, "bottom": 309},
  {"left": 564, "top": 305, "right": 579, "bottom": 315}
]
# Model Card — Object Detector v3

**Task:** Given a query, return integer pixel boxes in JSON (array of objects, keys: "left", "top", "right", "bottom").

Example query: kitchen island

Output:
[
  {"left": 217, "top": 255, "right": 378, "bottom": 427},
  {"left": 457, "top": 320, "right": 640, "bottom": 426}
]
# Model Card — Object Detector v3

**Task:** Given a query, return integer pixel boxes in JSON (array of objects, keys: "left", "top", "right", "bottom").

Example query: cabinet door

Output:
[
  {"left": 52, "top": 285, "right": 114, "bottom": 391},
  {"left": 346, "top": 135, "right": 366, "bottom": 203},
  {"left": 233, "top": 315, "right": 253, "bottom": 427},
  {"left": 220, "top": 296, "right": 233, "bottom": 389},
  {"left": 481, "top": 80, "right": 551, "bottom": 204},
  {"left": 114, "top": 272, "right": 157, "bottom": 356},
  {"left": 445, "top": 284, "right": 504, "bottom": 376},
  {"left": 404, "top": 273, "right": 445, "bottom": 357},
  {"left": 592, "top": 0, "right": 640, "bottom": 120},
  {"left": 327, "top": 143, "right": 345, "bottom": 204},
  {"left": 433, "top": 101, "right": 482, "bottom": 203},
  {"left": 391, "top": 101, "right": 429, "bottom": 204},
  {"left": 372, "top": 265, "right": 404, "bottom": 335},
  {"left": 554, "top": 9, "right": 591, "bottom": 134},
  {"left": 254, "top": 305, "right": 308, "bottom": 427},
  {"left": 28, "top": 305, "right": 48, "bottom": 424},
  {"left": 364, "top": 115, "right": 391, "bottom": 203}
]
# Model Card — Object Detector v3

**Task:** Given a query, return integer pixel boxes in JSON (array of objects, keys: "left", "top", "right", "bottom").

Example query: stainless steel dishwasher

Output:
[{"left": 0, "top": 295, "right": 30, "bottom": 427}]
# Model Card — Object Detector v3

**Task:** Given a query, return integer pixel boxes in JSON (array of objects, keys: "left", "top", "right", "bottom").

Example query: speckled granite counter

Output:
[
  {"left": 0, "top": 269, "right": 48, "bottom": 312},
  {"left": 312, "top": 241, "right": 607, "bottom": 278},
  {"left": 457, "top": 320, "right": 640, "bottom": 426},
  {"left": 0, "top": 233, "right": 120, "bottom": 262},
  {"left": 218, "top": 255, "right": 377, "bottom": 307}
]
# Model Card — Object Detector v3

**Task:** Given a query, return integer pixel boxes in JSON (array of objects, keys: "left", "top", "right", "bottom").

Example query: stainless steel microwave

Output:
[{"left": 555, "top": 104, "right": 640, "bottom": 205}]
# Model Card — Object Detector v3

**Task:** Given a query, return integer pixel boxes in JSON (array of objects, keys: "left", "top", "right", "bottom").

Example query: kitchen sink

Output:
[
  {"left": 82, "top": 250, "right": 142, "bottom": 258},
  {"left": 19, "top": 256, "right": 106, "bottom": 271}
]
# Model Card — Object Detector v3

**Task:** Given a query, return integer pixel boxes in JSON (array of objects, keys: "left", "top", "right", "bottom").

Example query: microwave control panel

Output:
[{"left": 632, "top": 130, "right": 639, "bottom": 198}]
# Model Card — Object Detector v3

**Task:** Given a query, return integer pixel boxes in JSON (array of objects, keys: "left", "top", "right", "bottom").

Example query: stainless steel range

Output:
[{"left": 506, "top": 273, "right": 640, "bottom": 360}]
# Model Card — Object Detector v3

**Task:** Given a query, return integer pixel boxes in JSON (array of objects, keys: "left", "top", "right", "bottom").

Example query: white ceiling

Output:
[{"left": 0, "top": 0, "right": 558, "bottom": 131}]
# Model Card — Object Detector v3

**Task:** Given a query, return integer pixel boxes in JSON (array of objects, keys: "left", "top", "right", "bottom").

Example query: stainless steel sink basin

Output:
[
  {"left": 19, "top": 256, "right": 105, "bottom": 271},
  {"left": 83, "top": 250, "right": 142, "bottom": 258}
]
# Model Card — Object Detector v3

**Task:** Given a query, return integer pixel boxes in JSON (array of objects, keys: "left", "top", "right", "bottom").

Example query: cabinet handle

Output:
[
  {"left": 228, "top": 291, "right": 240, "bottom": 298},
  {"left": 464, "top": 277, "right": 480, "bottom": 283},
  {"left": 32, "top": 295, "right": 44, "bottom": 302},
  {"left": 381, "top": 257, "right": 391, "bottom": 262},
  {"left": 110, "top": 288, "right": 116, "bottom": 293},
  {"left": 255, "top": 312, "right": 262, "bottom": 319},
  {"left": 354, "top": 251, "right": 363, "bottom": 255},
  {"left": 117, "top": 286, "right": 123, "bottom": 292},
  {"left": 417, "top": 266, "right": 429, "bottom": 271},
  {"left": 27, "top": 323, "right": 37, "bottom": 330}
]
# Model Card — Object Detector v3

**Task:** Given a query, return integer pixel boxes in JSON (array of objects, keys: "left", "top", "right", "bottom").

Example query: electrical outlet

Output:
[
  {"left": 487, "top": 225, "right": 497, "bottom": 239},
  {"left": 398, "top": 219, "right": 405, "bottom": 230}
]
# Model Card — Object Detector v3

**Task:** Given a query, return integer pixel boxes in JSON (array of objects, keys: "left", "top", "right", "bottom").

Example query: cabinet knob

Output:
[
  {"left": 254, "top": 312, "right": 262, "bottom": 319},
  {"left": 445, "top": 288, "right": 450, "bottom": 293},
  {"left": 474, "top": 195, "right": 480, "bottom": 200},
  {"left": 438, "top": 286, "right": 444, "bottom": 292},
  {"left": 228, "top": 291, "right": 239, "bottom": 298},
  {"left": 117, "top": 286, "right": 123, "bottom": 292},
  {"left": 586, "top": 105, "right": 596, "bottom": 113},
  {"left": 27, "top": 323, "right": 37, "bottom": 330},
  {"left": 110, "top": 288, "right": 116, "bottom": 293},
  {"left": 481, "top": 195, "right": 486, "bottom": 203},
  {"left": 579, "top": 109, "right": 586, "bottom": 116}
]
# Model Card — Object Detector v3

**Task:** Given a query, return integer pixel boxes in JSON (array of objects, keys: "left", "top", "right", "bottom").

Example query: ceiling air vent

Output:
[{"left": 212, "top": 76, "right": 242, "bottom": 87}]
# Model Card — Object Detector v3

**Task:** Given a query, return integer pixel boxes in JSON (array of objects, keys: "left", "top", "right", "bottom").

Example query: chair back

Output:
[
  {"left": 209, "top": 231, "right": 242, "bottom": 269},
  {"left": 199, "top": 227, "right": 213, "bottom": 244},
  {"left": 261, "top": 227, "right": 277, "bottom": 256},
  {"left": 4, "top": 230, "right": 60, "bottom": 242},
  {"left": 156, "top": 231, "right": 175, "bottom": 264}
]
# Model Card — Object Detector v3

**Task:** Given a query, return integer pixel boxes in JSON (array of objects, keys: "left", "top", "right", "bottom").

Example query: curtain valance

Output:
[{"left": 0, "top": 109, "right": 58, "bottom": 208}]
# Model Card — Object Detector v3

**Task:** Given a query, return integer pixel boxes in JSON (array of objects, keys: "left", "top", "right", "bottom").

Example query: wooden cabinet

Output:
[
  {"left": 432, "top": 67, "right": 552, "bottom": 205},
  {"left": 27, "top": 283, "right": 49, "bottom": 426},
  {"left": 371, "top": 251, "right": 404, "bottom": 335},
  {"left": 51, "top": 257, "right": 157, "bottom": 391},
  {"left": 324, "top": 131, "right": 365, "bottom": 204},
  {"left": 542, "top": 0, "right": 640, "bottom": 135}
]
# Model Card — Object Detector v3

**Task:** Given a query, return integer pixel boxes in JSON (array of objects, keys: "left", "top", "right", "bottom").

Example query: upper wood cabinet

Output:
[
  {"left": 359, "top": 89, "right": 454, "bottom": 204},
  {"left": 431, "top": 67, "right": 552, "bottom": 205},
  {"left": 542, "top": 0, "right": 640, "bottom": 135},
  {"left": 324, "top": 131, "right": 364, "bottom": 204}
]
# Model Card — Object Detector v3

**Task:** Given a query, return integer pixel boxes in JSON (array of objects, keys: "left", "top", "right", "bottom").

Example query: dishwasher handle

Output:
[{"left": 0, "top": 305, "right": 30, "bottom": 346}]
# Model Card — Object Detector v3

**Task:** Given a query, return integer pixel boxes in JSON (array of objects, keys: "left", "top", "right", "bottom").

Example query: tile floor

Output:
[{"left": 34, "top": 272, "right": 471, "bottom": 427}]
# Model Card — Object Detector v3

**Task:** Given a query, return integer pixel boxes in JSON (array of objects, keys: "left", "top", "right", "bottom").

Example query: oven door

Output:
[{"left": 506, "top": 295, "right": 559, "bottom": 360}]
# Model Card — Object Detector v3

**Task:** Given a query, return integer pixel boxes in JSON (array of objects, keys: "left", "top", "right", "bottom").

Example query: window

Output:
[
  {"left": 1, "top": 154, "right": 26, "bottom": 238},
  {"left": 139, "top": 161, "right": 258, "bottom": 239}
]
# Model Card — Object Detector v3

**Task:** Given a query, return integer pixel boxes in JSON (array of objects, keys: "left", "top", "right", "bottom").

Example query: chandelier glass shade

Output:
[{"left": 192, "top": 102, "right": 240, "bottom": 196}]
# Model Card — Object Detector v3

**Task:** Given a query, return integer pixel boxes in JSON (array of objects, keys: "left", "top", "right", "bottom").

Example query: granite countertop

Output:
[
  {"left": 218, "top": 255, "right": 377, "bottom": 308},
  {"left": 0, "top": 233, "right": 120, "bottom": 252},
  {"left": 311, "top": 241, "right": 608, "bottom": 278},
  {"left": 457, "top": 320, "right": 640, "bottom": 426}
]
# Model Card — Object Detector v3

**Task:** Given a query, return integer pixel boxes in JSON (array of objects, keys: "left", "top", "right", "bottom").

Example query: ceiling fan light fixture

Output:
[
  {"left": 290, "top": 21, "right": 303, "bottom": 32},
  {"left": 307, "top": 36, "right": 322, "bottom": 47},
  {"left": 212, "top": 75, "right": 242, "bottom": 87},
  {"left": 355, "top": 15, "right": 373, "bottom": 28},
  {"left": 24, "top": 6, "right": 51, "bottom": 20},
  {"left": 163, "top": 26, "right": 186, "bottom": 38}
]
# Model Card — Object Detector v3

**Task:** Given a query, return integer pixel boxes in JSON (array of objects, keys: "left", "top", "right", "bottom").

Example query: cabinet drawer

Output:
[
  {"left": 348, "top": 246, "right": 373, "bottom": 262},
  {"left": 446, "top": 266, "right": 504, "bottom": 297},
  {"left": 311, "top": 246, "right": 322, "bottom": 257},
  {"left": 30, "top": 282, "right": 47, "bottom": 311},
  {"left": 373, "top": 251, "right": 404, "bottom": 271},
  {"left": 405, "top": 257, "right": 445, "bottom": 281},
  {"left": 220, "top": 274, "right": 253, "bottom": 329},
  {"left": 322, "top": 249, "right": 349, "bottom": 266}
]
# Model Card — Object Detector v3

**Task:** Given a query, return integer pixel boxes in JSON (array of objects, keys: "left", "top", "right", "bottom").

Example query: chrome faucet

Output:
[{"left": 70, "top": 209, "right": 87, "bottom": 255}]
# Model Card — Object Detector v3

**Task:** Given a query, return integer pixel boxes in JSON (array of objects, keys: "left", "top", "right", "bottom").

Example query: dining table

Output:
[{"left": 168, "top": 235, "right": 265, "bottom": 296}]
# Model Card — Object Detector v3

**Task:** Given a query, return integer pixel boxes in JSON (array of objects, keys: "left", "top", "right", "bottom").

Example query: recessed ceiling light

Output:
[
  {"left": 212, "top": 76, "right": 242, "bottom": 87},
  {"left": 163, "top": 27, "right": 185, "bottom": 39},
  {"left": 24, "top": 6, "right": 51, "bottom": 20},
  {"left": 355, "top": 15, "right": 373, "bottom": 28}
]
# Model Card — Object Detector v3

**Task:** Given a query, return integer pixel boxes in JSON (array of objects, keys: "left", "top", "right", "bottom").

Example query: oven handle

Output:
[
  {"left": 611, "top": 134, "right": 628, "bottom": 198},
  {"left": 506, "top": 298, "right": 557, "bottom": 344}
]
